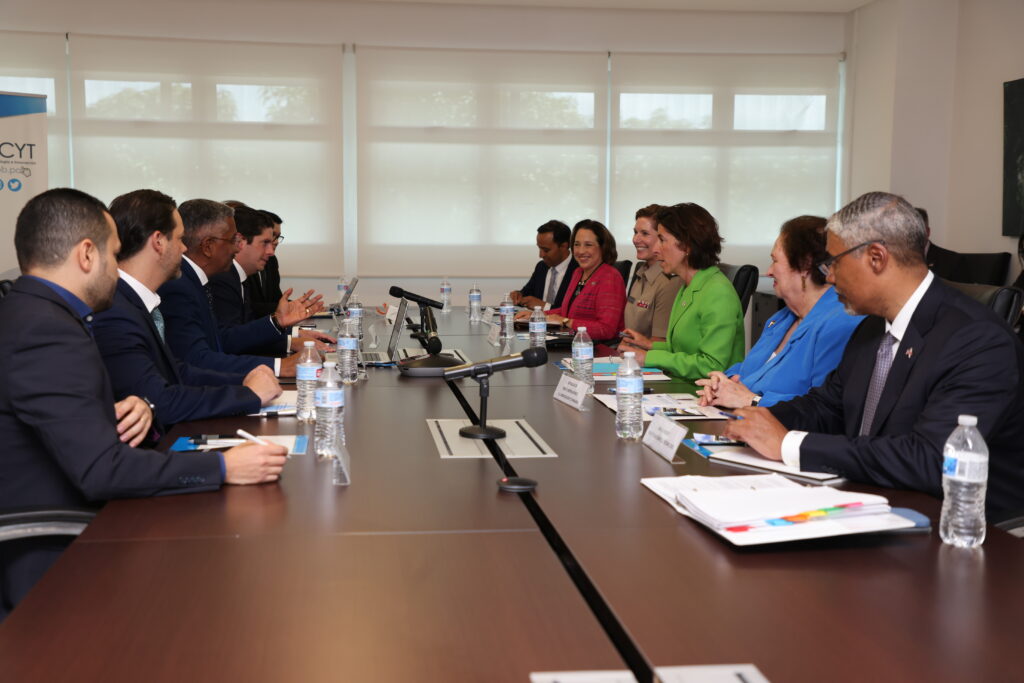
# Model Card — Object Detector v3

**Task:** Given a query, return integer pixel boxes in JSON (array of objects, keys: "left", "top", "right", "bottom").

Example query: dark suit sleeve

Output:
[
  {"left": 10, "top": 315, "right": 223, "bottom": 501},
  {"left": 518, "top": 262, "right": 547, "bottom": 299},
  {"left": 774, "top": 319, "right": 1021, "bottom": 498},
  {"left": 92, "top": 307, "right": 261, "bottom": 427},
  {"left": 209, "top": 272, "right": 287, "bottom": 356},
  {"left": 160, "top": 279, "right": 273, "bottom": 376},
  {"left": 248, "top": 256, "right": 283, "bottom": 318}
]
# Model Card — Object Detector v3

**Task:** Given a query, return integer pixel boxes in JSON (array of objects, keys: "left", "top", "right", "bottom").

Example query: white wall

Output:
[{"left": 945, "top": 0, "right": 1024, "bottom": 281}]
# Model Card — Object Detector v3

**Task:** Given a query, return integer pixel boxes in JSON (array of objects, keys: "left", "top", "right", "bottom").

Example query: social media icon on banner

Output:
[
  {"left": 7, "top": 178, "right": 22, "bottom": 192},
  {"left": 0, "top": 179, "right": 5, "bottom": 191}
]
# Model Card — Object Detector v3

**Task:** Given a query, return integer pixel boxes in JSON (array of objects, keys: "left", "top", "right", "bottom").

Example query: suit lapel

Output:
[{"left": 118, "top": 280, "right": 183, "bottom": 384}]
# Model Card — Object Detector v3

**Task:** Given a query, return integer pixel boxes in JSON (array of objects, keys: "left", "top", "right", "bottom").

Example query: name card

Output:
[
  {"left": 554, "top": 374, "right": 590, "bottom": 411},
  {"left": 483, "top": 306, "right": 495, "bottom": 320},
  {"left": 643, "top": 413, "right": 687, "bottom": 462},
  {"left": 486, "top": 322, "right": 501, "bottom": 346}
]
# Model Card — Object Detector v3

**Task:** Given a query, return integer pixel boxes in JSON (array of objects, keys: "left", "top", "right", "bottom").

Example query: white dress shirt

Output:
[
  {"left": 118, "top": 269, "right": 160, "bottom": 313},
  {"left": 543, "top": 254, "right": 573, "bottom": 311}
]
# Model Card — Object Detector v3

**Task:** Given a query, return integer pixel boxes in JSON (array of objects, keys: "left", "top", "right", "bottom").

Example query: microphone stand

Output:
[
  {"left": 397, "top": 303, "right": 463, "bottom": 376},
  {"left": 458, "top": 368, "right": 506, "bottom": 440}
]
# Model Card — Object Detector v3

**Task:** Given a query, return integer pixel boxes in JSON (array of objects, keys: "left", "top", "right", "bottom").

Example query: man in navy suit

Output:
[
  {"left": 726, "top": 192, "right": 1024, "bottom": 520},
  {"left": 208, "top": 206, "right": 333, "bottom": 357},
  {"left": 92, "top": 190, "right": 284, "bottom": 430},
  {"left": 0, "top": 189, "right": 287, "bottom": 621},
  {"left": 510, "top": 220, "right": 578, "bottom": 310},
  {"left": 157, "top": 200, "right": 320, "bottom": 377}
]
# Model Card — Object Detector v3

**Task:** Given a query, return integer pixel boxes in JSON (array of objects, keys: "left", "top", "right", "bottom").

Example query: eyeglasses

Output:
[
  {"left": 272, "top": 235, "right": 285, "bottom": 246},
  {"left": 817, "top": 240, "right": 885, "bottom": 277},
  {"left": 208, "top": 232, "right": 243, "bottom": 246}
]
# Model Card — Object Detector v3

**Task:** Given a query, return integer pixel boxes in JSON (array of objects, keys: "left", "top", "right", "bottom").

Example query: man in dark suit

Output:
[
  {"left": 249, "top": 209, "right": 285, "bottom": 318},
  {"left": 0, "top": 189, "right": 287, "bottom": 621},
  {"left": 208, "top": 206, "right": 332, "bottom": 357},
  {"left": 157, "top": 200, "right": 322, "bottom": 377},
  {"left": 510, "top": 220, "right": 578, "bottom": 310},
  {"left": 92, "top": 190, "right": 283, "bottom": 430},
  {"left": 725, "top": 192, "right": 1024, "bottom": 520}
]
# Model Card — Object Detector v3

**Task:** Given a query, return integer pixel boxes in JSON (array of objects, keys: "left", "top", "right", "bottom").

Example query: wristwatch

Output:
[
  {"left": 562, "top": 317, "right": 571, "bottom": 327},
  {"left": 750, "top": 394, "right": 763, "bottom": 407}
]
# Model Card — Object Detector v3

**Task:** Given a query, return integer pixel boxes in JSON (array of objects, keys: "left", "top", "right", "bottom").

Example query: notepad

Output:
[
  {"left": 248, "top": 390, "right": 297, "bottom": 417},
  {"left": 171, "top": 434, "right": 308, "bottom": 456}
]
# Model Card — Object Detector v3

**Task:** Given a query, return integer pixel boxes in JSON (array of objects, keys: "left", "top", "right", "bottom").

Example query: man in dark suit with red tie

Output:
[{"left": 724, "top": 192, "right": 1024, "bottom": 521}]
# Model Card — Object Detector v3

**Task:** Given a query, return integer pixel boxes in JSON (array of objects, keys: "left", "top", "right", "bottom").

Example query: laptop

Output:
[
  {"left": 339, "top": 275, "right": 359, "bottom": 309},
  {"left": 360, "top": 298, "right": 408, "bottom": 365},
  {"left": 316, "top": 275, "right": 360, "bottom": 318}
]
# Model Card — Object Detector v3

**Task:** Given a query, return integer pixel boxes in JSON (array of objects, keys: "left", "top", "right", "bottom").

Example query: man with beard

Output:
[
  {"left": 92, "top": 190, "right": 283, "bottom": 431},
  {"left": 0, "top": 188, "right": 288, "bottom": 621}
]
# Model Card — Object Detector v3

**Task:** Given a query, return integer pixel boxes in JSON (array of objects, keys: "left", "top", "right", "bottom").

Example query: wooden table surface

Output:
[{"left": 2, "top": 306, "right": 1021, "bottom": 682}]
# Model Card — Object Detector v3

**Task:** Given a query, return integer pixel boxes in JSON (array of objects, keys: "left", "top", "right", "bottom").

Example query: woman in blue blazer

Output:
[{"left": 697, "top": 216, "right": 863, "bottom": 408}]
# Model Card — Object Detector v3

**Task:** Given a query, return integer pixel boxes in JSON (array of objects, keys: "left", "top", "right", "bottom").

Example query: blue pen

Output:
[{"left": 718, "top": 410, "right": 744, "bottom": 420}]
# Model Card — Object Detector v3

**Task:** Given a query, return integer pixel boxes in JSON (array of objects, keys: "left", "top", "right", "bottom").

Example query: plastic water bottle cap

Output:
[
  {"left": 304, "top": 341, "right": 315, "bottom": 347},
  {"left": 534, "top": 306, "right": 542, "bottom": 311},
  {"left": 324, "top": 361, "right": 336, "bottom": 367},
  {"left": 957, "top": 414, "right": 978, "bottom": 426},
  {"left": 623, "top": 352, "right": 635, "bottom": 358},
  {"left": 578, "top": 326, "right": 587, "bottom": 332}
]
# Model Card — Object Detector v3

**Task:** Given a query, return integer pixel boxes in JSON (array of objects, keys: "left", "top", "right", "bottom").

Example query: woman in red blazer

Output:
[{"left": 518, "top": 219, "right": 625, "bottom": 341}]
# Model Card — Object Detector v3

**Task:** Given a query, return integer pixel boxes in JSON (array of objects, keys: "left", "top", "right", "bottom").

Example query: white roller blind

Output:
[
  {"left": 610, "top": 53, "right": 840, "bottom": 268},
  {"left": 357, "top": 46, "right": 608, "bottom": 277},
  {"left": 0, "top": 31, "right": 71, "bottom": 188},
  {"left": 67, "top": 34, "right": 344, "bottom": 275}
]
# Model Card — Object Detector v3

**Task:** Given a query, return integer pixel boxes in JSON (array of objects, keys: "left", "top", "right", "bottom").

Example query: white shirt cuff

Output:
[
  {"left": 292, "top": 327, "right": 301, "bottom": 339},
  {"left": 780, "top": 430, "right": 807, "bottom": 469},
  {"left": 543, "top": 303, "right": 552, "bottom": 311},
  {"left": 273, "top": 358, "right": 281, "bottom": 376}
]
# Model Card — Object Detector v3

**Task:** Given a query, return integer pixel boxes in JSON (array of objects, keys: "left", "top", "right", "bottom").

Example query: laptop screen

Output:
[
  {"left": 384, "top": 298, "right": 408, "bottom": 360},
  {"left": 339, "top": 275, "right": 360, "bottom": 309}
]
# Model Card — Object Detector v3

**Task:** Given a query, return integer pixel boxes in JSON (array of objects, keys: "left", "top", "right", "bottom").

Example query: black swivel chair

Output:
[
  {"left": 719, "top": 263, "right": 759, "bottom": 315},
  {"left": 957, "top": 252, "right": 1012, "bottom": 287},
  {"left": 941, "top": 279, "right": 1023, "bottom": 328},
  {"left": 0, "top": 508, "right": 95, "bottom": 545},
  {"left": 613, "top": 260, "right": 632, "bottom": 286},
  {"left": 0, "top": 279, "right": 13, "bottom": 299}
]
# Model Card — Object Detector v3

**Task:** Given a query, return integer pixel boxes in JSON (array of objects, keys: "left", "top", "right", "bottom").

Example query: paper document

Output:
[
  {"left": 593, "top": 393, "right": 725, "bottom": 421},
  {"left": 248, "top": 390, "right": 297, "bottom": 416},
  {"left": 556, "top": 357, "right": 671, "bottom": 382},
  {"left": 427, "top": 419, "right": 557, "bottom": 459},
  {"left": 695, "top": 445, "right": 845, "bottom": 484},
  {"left": 171, "top": 433, "right": 308, "bottom": 455},
  {"left": 530, "top": 663, "right": 770, "bottom": 683}
]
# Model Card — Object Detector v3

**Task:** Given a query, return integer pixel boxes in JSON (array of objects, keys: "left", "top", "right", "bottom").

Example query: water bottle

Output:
[
  {"left": 347, "top": 296, "right": 364, "bottom": 342},
  {"left": 440, "top": 277, "right": 452, "bottom": 313},
  {"left": 499, "top": 292, "right": 515, "bottom": 342},
  {"left": 571, "top": 326, "right": 594, "bottom": 394},
  {"left": 615, "top": 352, "right": 644, "bottom": 440},
  {"left": 529, "top": 306, "right": 546, "bottom": 348},
  {"left": 314, "top": 361, "right": 345, "bottom": 458},
  {"left": 336, "top": 276, "right": 349, "bottom": 305},
  {"left": 468, "top": 283, "right": 482, "bottom": 322},
  {"left": 939, "top": 414, "right": 989, "bottom": 548},
  {"left": 295, "top": 340, "right": 322, "bottom": 422},
  {"left": 337, "top": 319, "right": 359, "bottom": 385}
]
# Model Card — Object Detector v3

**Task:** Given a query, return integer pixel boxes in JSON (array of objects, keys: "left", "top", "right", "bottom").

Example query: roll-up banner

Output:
[{"left": 0, "top": 91, "right": 48, "bottom": 275}]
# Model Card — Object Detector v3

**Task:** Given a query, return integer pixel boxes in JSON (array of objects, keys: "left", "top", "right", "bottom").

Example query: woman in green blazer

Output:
[{"left": 620, "top": 203, "right": 744, "bottom": 380}]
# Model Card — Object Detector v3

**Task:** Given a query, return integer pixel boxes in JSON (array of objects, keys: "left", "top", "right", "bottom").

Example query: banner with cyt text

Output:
[{"left": 0, "top": 91, "right": 48, "bottom": 276}]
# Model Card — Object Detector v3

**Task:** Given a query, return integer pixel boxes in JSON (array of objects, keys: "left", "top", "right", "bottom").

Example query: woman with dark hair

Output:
[
  {"left": 519, "top": 219, "right": 625, "bottom": 340},
  {"left": 620, "top": 203, "right": 744, "bottom": 380},
  {"left": 696, "top": 216, "right": 864, "bottom": 408}
]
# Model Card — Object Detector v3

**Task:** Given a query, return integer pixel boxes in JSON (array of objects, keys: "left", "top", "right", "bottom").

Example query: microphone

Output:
[
  {"left": 443, "top": 347, "right": 548, "bottom": 380},
  {"left": 389, "top": 286, "right": 443, "bottom": 310}
]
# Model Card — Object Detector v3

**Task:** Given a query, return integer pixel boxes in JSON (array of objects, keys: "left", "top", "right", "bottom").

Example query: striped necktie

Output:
[
  {"left": 151, "top": 306, "right": 166, "bottom": 343},
  {"left": 859, "top": 332, "right": 897, "bottom": 436}
]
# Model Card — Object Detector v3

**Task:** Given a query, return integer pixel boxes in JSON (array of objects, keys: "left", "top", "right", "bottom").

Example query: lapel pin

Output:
[{"left": 905, "top": 348, "right": 913, "bottom": 359}]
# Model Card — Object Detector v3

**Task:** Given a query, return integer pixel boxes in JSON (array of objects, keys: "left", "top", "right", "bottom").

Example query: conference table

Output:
[{"left": 1, "top": 307, "right": 1022, "bottom": 682}]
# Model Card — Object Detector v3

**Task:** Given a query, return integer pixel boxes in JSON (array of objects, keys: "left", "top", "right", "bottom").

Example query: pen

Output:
[
  {"left": 188, "top": 433, "right": 237, "bottom": 444},
  {"left": 236, "top": 428, "right": 270, "bottom": 445},
  {"left": 718, "top": 410, "right": 745, "bottom": 420}
]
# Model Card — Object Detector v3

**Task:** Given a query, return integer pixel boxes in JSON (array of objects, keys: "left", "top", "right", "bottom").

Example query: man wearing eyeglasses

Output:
[
  {"left": 724, "top": 192, "right": 1024, "bottom": 521},
  {"left": 249, "top": 209, "right": 286, "bottom": 318}
]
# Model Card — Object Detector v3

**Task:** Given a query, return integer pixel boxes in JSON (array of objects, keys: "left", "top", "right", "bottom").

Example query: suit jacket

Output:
[
  {"left": 0, "top": 277, "right": 223, "bottom": 512},
  {"left": 724, "top": 287, "right": 863, "bottom": 407},
  {"left": 769, "top": 278, "right": 1024, "bottom": 520},
  {"left": 646, "top": 266, "right": 745, "bottom": 381},
  {"left": 157, "top": 262, "right": 274, "bottom": 375},
  {"left": 92, "top": 279, "right": 261, "bottom": 429},
  {"left": 550, "top": 263, "right": 626, "bottom": 341},
  {"left": 208, "top": 265, "right": 288, "bottom": 357},
  {"left": 248, "top": 255, "right": 282, "bottom": 318},
  {"left": 520, "top": 258, "right": 579, "bottom": 309}
]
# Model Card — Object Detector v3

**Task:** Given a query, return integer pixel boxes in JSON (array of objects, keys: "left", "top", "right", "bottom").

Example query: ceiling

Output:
[{"left": 303, "top": 0, "right": 873, "bottom": 12}]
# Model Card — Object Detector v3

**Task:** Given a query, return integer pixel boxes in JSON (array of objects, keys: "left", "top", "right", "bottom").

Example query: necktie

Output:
[
  {"left": 859, "top": 331, "right": 897, "bottom": 436},
  {"left": 151, "top": 306, "right": 166, "bottom": 343},
  {"left": 203, "top": 282, "right": 215, "bottom": 310},
  {"left": 546, "top": 266, "right": 558, "bottom": 303}
]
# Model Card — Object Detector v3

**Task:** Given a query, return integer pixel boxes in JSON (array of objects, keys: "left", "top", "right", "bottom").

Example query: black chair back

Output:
[
  {"left": 942, "top": 279, "right": 1023, "bottom": 328},
  {"left": 957, "top": 252, "right": 1011, "bottom": 287},
  {"left": 0, "top": 279, "right": 12, "bottom": 299},
  {"left": 613, "top": 260, "right": 632, "bottom": 286},
  {"left": 718, "top": 263, "right": 759, "bottom": 315}
]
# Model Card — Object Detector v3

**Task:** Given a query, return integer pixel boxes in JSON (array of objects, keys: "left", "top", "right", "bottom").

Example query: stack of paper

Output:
[
  {"left": 593, "top": 393, "right": 728, "bottom": 421},
  {"left": 641, "top": 474, "right": 919, "bottom": 545},
  {"left": 556, "top": 357, "right": 671, "bottom": 381}
]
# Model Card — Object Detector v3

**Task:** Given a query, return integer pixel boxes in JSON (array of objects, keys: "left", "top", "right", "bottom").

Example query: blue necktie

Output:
[{"left": 151, "top": 306, "right": 166, "bottom": 343}]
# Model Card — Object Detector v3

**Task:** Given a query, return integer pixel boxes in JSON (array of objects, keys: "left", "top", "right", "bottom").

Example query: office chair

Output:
[
  {"left": 0, "top": 279, "right": 13, "bottom": 299},
  {"left": 957, "top": 252, "right": 1012, "bottom": 286},
  {"left": 941, "top": 279, "right": 1023, "bottom": 328},
  {"left": 613, "top": 260, "right": 632, "bottom": 286},
  {"left": 0, "top": 508, "right": 96, "bottom": 544},
  {"left": 718, "top": 263, "right": 759, "bottom": 315}
]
